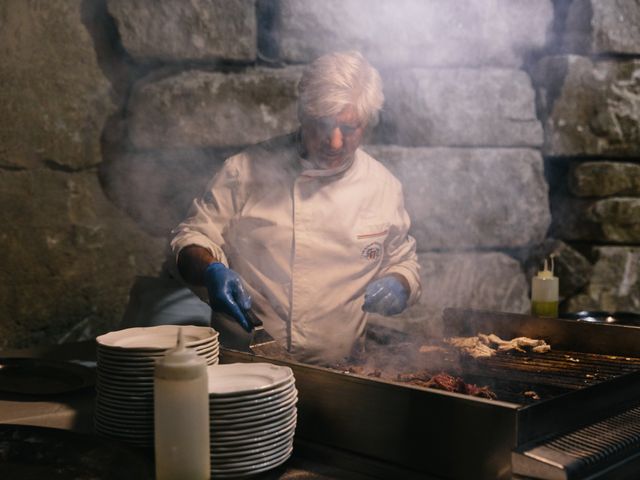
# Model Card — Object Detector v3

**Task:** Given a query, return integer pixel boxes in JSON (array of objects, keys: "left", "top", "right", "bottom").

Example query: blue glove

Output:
[
  {"left": 362, "top": 276, "right": 409, "bottom": 316},
  {"left": 204, "top": 262, "right": 252, "bottom": 332}
]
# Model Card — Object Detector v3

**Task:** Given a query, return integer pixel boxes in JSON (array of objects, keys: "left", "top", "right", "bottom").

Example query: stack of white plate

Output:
[
  {"left": 95, "top": 325, "right": 219, "bottom": 446},
  {"left": 208, "top": 363, "right": 297, "bottom": 478}
]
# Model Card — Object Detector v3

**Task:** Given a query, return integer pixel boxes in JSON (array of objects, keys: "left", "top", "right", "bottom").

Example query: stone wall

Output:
[
  {"left": 1, "top": 0, "right": 638, "bottom": 347},
  {"left": 0, "top": 0, "right": 165, "bottom": 347},
  {"left": 532, "top": 0, "right": 640, "bottom": 314}
]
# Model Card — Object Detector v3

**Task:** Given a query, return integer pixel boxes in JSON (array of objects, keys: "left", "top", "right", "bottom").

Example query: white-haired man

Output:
[{"left": 171, "top": 51, "right": 421, "bottom": 364}]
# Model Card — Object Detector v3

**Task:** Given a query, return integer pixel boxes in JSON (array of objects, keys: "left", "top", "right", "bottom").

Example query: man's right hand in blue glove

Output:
[
  {"left": 362, "top": 275, "right": 409, "bottom": 316},
  {"left": 203, "top": 262, "right": 253, "bottom": 332}
]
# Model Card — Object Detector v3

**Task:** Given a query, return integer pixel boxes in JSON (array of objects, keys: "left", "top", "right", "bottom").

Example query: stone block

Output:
[
  {"left": 533, "top": 55, "right": 640, "bottom": 157},
  {"left": 0, "top": 169, "right": 165, "bottom": 348},
  {"left": 569, "top": 161, "right": 640, "bottom": 197},
  {"left": 127, "top": 68, "right": 301, "bottom": 149},
  {"left": 107, "top": 0, "right": 257, "bottom": 62},
  {"left": 591, "top": 198, "right": 640, "bottom": 242},
  {"left": 364, "top": 146, "right": 550, "bottom": 250},
  {"left": 380, "top": 68, "right": 543, "bottom": 147},
  {"left": 384, "top": 252, "right": 530, "bottom": 330},
  {"left": 563, "top": 0, "right": 640, "bottom": 55},
  {"left": 277, "top": 0, "right": 553, "bottom": 67},
  {"left": 522, "top": 239, "right": 593, "bottom": 299},
  {"left": 552, "top": 195, "right": 640, "bottom": 243},
  {"left": 564, "top": 246, "right": 640, "bottom": 313},
  {"left": 0, "top": 0, "right": 116, "bottom": 169}
]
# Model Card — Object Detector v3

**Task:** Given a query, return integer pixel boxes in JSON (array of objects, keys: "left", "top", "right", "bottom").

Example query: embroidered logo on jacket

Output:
[{"left": 361, "top": 242, "right": 382, "bottom": 261}]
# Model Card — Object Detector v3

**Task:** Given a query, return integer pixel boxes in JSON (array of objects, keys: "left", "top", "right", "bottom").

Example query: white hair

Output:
[{"left": 297, "top": 51, "right": 384, "bottom": 124}]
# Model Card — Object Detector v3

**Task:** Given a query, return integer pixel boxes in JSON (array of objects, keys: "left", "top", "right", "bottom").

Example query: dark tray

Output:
[
  {"left": 0, "top": 424, "right": 153, "bottom": 479},
  {"left": 0, "top": 357, "right": 94, "bottom": 395}
]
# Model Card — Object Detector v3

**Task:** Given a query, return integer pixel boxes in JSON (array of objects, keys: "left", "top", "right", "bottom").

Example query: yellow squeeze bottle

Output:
[{"left": 531, "top": 256, "right": 559, "bottom": 318}]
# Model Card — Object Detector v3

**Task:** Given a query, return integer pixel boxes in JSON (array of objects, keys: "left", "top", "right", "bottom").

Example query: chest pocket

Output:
[
  {"left": 353, "top": 219, "right": 390, "bottom": 264},
  {"left": 354, "top": 222, "right": 390, "bottom": 241}
]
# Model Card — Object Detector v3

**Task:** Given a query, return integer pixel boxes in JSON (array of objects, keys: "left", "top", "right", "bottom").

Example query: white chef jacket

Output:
[{"left": 171, "top": 133, "right": 421, "bottom": 364}]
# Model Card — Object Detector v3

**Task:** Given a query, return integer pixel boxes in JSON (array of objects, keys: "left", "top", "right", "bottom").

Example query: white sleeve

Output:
[
  {"left": 379, "top": 181, "right": 422, "bottom": 306},
  {"left": 170, "top": 154, "right": 247, "bottom": 269}
]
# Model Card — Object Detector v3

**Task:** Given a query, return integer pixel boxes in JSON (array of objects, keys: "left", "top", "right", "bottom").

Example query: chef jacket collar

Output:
[{"left": 295, "top": 129, "right": 356, "bottom": 178}]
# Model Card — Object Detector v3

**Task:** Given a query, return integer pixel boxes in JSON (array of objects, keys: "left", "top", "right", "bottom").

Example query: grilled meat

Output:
[{"left": 446, "top": 333, "right": 550, "bottom": 358}]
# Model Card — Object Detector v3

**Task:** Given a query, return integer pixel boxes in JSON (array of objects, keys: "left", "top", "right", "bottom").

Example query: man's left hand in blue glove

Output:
[{"left": 362, "top": 274, "right": 410, "bottom": 316}]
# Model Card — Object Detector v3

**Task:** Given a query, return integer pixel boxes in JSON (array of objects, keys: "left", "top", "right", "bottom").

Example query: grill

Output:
[{"left": 220, "top": 308, "right": 640, "bottom": 480}]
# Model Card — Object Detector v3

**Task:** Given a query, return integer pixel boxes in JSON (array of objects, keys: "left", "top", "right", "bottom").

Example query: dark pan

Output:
[
  {"left": 0, "top": 357, "right": 94, "bottom": 395},
  {"left": 560, "top": 311, "right": 640, "bottom": 326}
]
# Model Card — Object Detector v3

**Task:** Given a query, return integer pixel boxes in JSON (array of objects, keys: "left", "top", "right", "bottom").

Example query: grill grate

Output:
[
  {"left": 458, "top": 350, "right": 640, "bottom": 390},
  {"left": 513, "top": 403, "right": 640, "bottom": 479}
]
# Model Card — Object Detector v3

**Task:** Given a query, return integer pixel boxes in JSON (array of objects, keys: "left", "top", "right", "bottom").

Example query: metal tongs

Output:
[{"left": 244, "top": 309, "right": 278, "bottom": 350}]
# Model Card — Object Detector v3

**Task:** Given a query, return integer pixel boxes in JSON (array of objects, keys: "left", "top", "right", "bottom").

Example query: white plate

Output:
[
  {"left": 211, "top": 432, "right": 293, "bottom": 457},
  {"left": 94, "top": 410, "right": 153, "bottom": 429},
  {"left": 211, "top": 396, "right": 297, "bottom": 424},
  {"left": 96, "top": 364, "right": 157, "bottom": 376},
  {"left": 94, "top": 428, "right": 151, "bottom": 447},
  {"left": 209, "top": 377, "right": 295, "bottom": 405},
  {"left": 211, "top": 388, "right": 297, "bottom": 417},
  {"left": 95, "top": 402, "right": 153, "bottom": 420},
  {"left": 97, "top": 348, "right": 217, "bottom": 361},
  {"left": 212, "top": 448, "right": 291, "bottom": 479},
  {"left": 212, "top": 411, "right": 296, "bottom": 439},
  {"left": 97, "top": 325, "right": 217, "bottom": 350},
  {"left": 211, "top": 420, "right": 296, "bottom": 449},
  {"left": 94, "top": 417, "right": 153, "bottom": 438},
  {"left": 97, "top": 373, "right": 154, "bottom": 386},
  {"left": 96, "top": 383, "right": 153, "bottom": 397},
  {"left": 95, "top": 386, "right": 153, "bottom": 399},
  {"left": 95, "top": 401, "right": 152, "bottom": 415},
  {"left": 96, "top": 355, "right": 219, "bottom": 376},
  {"left": 97, "top": 352, "right": 218, "bottom": 371},
  {"left": 207, "top": 363, "right": 293, "bottom": 396},
  {"left": 95, "top": 381, "right": 153, "bottom": 394},
  {"left": 98, "top": 342, "right": 219, "bottom": 359},
  {"left": 95, "top": 388, "right": 153, "bottom": 404},
  {"left": 96, "top": 349, "right": 219, "bottom": 368},
  {"left": 212, "top": 439, "right": 293, "bottom": 466},
  {"left": 211, "top": 445, "right": 292, "bottom": 474},
  {"left": 212, "top": 408, "right": 296, "bottom": 433}
]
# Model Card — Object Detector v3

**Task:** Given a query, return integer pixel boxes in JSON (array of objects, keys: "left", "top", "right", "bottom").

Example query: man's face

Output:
[{"left": 300, "top": 105, "right": 366, "bottom": 170}]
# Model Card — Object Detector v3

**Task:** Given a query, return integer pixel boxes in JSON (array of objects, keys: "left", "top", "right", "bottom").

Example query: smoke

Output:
[{"left": 95, "top": 0, "right": 574, "bottom": 364}]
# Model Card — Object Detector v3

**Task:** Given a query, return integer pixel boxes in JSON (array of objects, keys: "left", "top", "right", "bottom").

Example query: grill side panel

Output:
[{"left": 513, "top": 403, "right": 640, "bottom": 479}]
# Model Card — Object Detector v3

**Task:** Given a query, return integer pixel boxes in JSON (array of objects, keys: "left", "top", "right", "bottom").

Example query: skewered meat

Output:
[
  {"left": 340, "top": 365, "right": 498, "bottom": 400},
  {"left": 393, "top": 371, "right": 496, "bottom": 399},
  {"left": 480, "top": 333, "right": 551, "bottom": 353},
  {"left": 422, "top": 373, "right": 496, "bottom": 400},
  {"left": 446, "top": 336, "right": 495, "bottom": 358},
  {"left": 417, "top": 345, "right": 448, "bottom": 354},
  {"left": 446, "top": 333, "right": 550, "bottom": 358}
]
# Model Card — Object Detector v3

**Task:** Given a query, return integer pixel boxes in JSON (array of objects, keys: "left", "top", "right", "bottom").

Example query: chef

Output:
[{"left": 171, "top": 51, "right": 421, "bottom": 364}]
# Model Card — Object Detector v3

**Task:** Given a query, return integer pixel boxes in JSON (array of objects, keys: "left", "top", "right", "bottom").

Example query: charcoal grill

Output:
[{"left": 220, "top": 308, "right": 640, "bottom": 479}]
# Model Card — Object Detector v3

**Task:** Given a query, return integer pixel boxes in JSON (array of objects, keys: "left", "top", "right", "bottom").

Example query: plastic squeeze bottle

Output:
[
  {"left": 531, "top": 256, "right": 559, "bottom": 318},
  {"left": 154, "top": 328, "right": 210, "bottom": 480}
]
